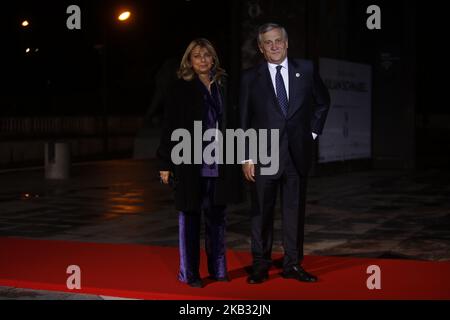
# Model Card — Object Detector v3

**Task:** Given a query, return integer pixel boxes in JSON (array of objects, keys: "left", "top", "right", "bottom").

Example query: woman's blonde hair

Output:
[{"left": 177, "top": 38, "right": 226, "bottom": 84}]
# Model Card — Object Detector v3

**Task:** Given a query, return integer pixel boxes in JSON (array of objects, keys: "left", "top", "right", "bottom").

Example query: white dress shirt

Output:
[{"left": 268, "top": 58, "right": 290, "bottom": 100}]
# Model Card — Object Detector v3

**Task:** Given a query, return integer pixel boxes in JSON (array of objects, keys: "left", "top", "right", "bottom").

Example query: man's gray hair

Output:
[{"left": 257, "top": 23, "right": 288, "bottom": 44}]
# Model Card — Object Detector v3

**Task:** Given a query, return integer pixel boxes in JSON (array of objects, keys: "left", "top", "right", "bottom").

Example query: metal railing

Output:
[{"left": 0, "top": 116, "right": 144, "bottom": 139}]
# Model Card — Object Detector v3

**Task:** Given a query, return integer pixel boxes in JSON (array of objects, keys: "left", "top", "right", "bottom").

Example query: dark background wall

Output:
[{"left": 1, "top": 0, "right": 448, "bottom": 171}]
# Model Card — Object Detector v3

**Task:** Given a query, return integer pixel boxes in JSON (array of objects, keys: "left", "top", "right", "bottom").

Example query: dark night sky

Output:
[
  {"left": 4, "top": 0, "right": 232, "bottom": 116},
  {"left": 2, "top": 1, "right": 446, "bottom": 116}
]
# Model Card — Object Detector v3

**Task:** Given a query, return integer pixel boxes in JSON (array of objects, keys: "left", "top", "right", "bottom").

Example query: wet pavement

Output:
[{"left": 1, "top": 159, "right": 450, "bottom": 299}]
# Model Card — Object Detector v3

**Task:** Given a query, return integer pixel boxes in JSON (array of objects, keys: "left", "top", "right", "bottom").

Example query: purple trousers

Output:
[{"left": 178, "top": 178, "right": 227, "bottom": 283}]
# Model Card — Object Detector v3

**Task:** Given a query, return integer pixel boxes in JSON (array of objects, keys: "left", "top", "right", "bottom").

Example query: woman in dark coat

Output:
[{"left": 157, "top": 38, "right": 235, "bottom": 288}]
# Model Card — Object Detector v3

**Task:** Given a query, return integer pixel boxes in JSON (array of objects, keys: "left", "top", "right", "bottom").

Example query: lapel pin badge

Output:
[{"left": 296, "top": 73, "right": 301, "bottom": 78}]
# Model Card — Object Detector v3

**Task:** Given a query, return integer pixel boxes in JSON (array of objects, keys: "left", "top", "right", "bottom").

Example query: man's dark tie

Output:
[{"left": 275, "top": 65, "right": 289, "bottom": 116}]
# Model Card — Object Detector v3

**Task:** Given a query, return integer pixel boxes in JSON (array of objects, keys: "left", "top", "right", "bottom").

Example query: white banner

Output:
[{"left": 318, "top": 58, "right": 372, "bottom": 163}]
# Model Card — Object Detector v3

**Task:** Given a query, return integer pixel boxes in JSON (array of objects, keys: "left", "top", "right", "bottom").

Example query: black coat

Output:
[
  {"left": 239, "top": 58, "right": 330, "bottom": 176},
  {"left": 157, "top": 77, "right": 240, "bottom": 212}
]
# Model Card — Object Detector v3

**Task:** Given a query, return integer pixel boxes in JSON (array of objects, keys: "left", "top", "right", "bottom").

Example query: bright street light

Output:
[
  {"left": 21, "top": 20, "right": 30, "bottom": 27},
  {"left": 118, "top": 11, "right": 131, "bottom": 21}
]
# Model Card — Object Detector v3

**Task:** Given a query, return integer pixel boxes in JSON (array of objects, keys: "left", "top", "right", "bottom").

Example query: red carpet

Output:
[{"left": 1, "top": 237, "right": 449, "bottom": 300}]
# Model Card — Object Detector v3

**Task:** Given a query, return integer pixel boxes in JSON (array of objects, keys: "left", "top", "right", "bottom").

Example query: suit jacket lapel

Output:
[
  {"left": 257, "top": 63, "right": 285, "bottom": 118},
  {"left": 287, "top": 58, "right": 304, "bottom": 119}
]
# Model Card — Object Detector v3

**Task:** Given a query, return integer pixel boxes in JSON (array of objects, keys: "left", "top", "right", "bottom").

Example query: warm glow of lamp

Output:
[
  {"left": 25, "top": 48, "right": 31, "bottom": 53},
  {"left": 118, "top": 11, "right": 131, "bottom": 21},
  {"left": 21, "top": 20, "right": 29, "bottom": 27}
]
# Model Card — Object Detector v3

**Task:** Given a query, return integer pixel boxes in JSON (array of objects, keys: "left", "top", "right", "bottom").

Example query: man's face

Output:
[
  {"left": 258, "top": 28, "right": 288, "bottom": 64},
  {"left": 190, "top": 45, "right": 214, "bottom": 76}
]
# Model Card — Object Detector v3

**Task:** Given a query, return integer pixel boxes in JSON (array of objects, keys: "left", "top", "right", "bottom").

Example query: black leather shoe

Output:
[
  {"left": 187, "top": 279, "right": 203, "bottom": 288},
  {"left": 247, "top": 271, "right": 269, "bottom": 284},
  {"left": 281, "top": 266, "right": 317, "bottom": 282}
]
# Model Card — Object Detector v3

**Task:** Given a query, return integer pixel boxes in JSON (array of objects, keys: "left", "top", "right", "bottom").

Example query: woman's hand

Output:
[{"left": 159, "top": 171, "right": 171, "bottom": 184}]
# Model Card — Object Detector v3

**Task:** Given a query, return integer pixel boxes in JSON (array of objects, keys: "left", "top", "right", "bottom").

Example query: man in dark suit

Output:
[{"left": 239, "top": 23, "right": 330, "bottom": 284}]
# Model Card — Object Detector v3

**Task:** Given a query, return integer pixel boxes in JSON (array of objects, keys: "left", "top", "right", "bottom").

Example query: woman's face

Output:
[{"left": 190, "top": 45, "right": 214, "bottom": 76}]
